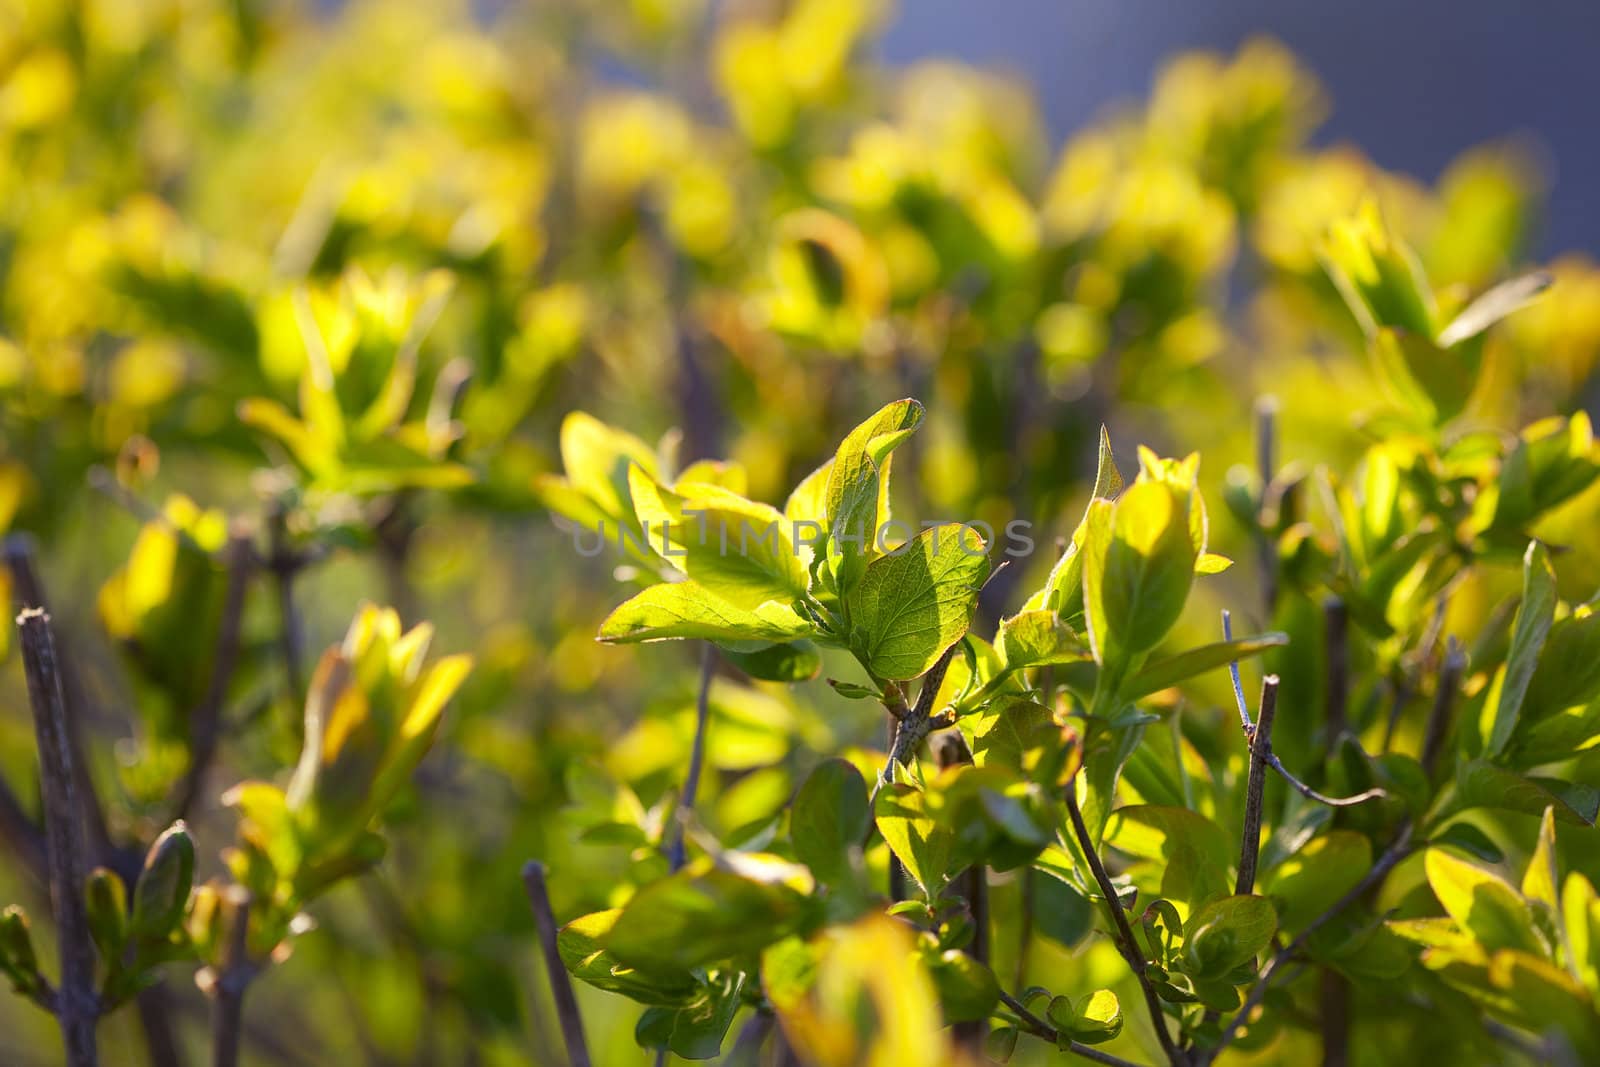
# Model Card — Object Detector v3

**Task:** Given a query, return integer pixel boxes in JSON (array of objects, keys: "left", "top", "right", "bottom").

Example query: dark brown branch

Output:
[
  {"left": 1207, "top": 825, "right": 1414, "bottom": 1063},
  {"left": 521, "top": 863, "right": 592, "bottom": 1067},
  {"left": 1420, "top": 637, "right": 1466, "bottom": 778},
  {"left": 209, "top": 886, "right": 254, "bottom": 1067},
  {"left": 18, "top": 609, "right": 99, "bottom": 1066},
  {"left": 667, "top": 643, "right": 717, "bottom": 872},
  {"left": 172, "top": 531, "right": 254, "bottom": 822},
  {"left": 1064, "top": 787, "right": 1186, "bottom": 1067},
  {"left": 998, "top": 990, "right": 1153, "bottom": 1067},
  {"left": 6, "top": 536, "right": 116, "bottom": 872},
  {"left": 1235, "top": 675, "right": 1280, "bottom": 896}
]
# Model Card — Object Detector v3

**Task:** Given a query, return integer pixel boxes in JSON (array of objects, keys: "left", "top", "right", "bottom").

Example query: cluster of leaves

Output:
[{"left": 2, "top": 1, "right": 1600, "bottom": 1065}]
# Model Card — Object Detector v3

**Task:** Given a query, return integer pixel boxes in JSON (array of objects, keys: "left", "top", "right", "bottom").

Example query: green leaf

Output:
[
  {"left": 1523, "top": 807, "right": 1561, "bottom": 913},
  {"left": 1020, "top": 428, "right": 1124, "bottom": 625},
  {"left": 1120, "top": 632, "right": 1288, "bottom": 703},
  {"left": 636, "top": 972, "right": 746, "bottom": 1059},
  {"left": 84, "top": 867, "right": 127, "bottom": 964},
  {"left": 965, "top": 699, "right": 1078, "bottom": 788},
  {"left": 559, "top": 411, "right": 659, "bottom": 524},
  {"left": 1085, "top": 480, "right": 1197, "bottom": 683},
  {"left": 874, "top": 783, "right": 953, "bottom": 898},
  {"left": 824, "top": 399, "right": 924, "bottom": 593},
  {"left": 790, "top": 759, "right": 870, "bottom": 884},
  {"left": 1437, "top": 272, "right": 1551, "bottom": 348},
  {"left": 1263, "top": 831, "right": 1372, "bottom": 932},
  {"left": 558, "top": 910, "right": 700, "bottom": 1005},
  {"left": 604, "top": 857, "right": 812, "bottom": 972},
  {"left": 985, "top": 1026, "right": 1019, "bottom": 1063},
  {"left": 1048, "top": 989, "right": 1124, "bottom": 1045},
  {"left": 598, "top": 581, "right": 813, "bottom": 644},
  {"left": 1424, "top": 849, "right": 1545, "bottom": 956},
  {"left": 1182, "top": 895, "right": 1278, "bottom": 979},
  {"left": 628, "top": 468, "right": 811, "bottom": 610},
  {"left": 844, "top": 524, "right": 990, "bottom": 680},
  {"left": 1033, "top": 872, "right": 1094, "bottom": 949},
  {"left": 1455, "top": 759, "right": 1598, "bottom": 826},
  {"left": 1105, "top": 805, "right": 1232, "bottom": 907},
  {"left": 1521, "top": 608, "right": 1600, "bottom": 725},
  {"left": 718, "top": 641, "right": 821, "bottom": 682},
  {"left": 923, "top": 944, "right": 1000, "bottom": 1023},
  {"left": 1430, "top": 823, "right": 1505, "bottom": 865},
  {"left": 1481, "top": 542, "right": 1556, "bottom": 757},
  {"left": 131, "top": 822, "right": 196, "bottom": 942},
  {"left": 997, "top": 610, "right": 1086, "bottom": 669}
]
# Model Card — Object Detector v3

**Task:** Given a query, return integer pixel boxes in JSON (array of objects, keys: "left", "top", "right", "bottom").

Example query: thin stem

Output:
[
  {"left": 1223, "top": 612, "right": 1385, "bottom": 808},
  {"left": 17, "top": 609, "right": 98, "bottom": 1067},
  {"left": 1207, "top": 825, "right": 1414, "bottom": 1063},
  {"left": 1421, "top": 638, "right": 1466, "bottom": 778},
  {"left": 667, "top": 643, "right": 717, "bottom": 871},
  {"left": 1064, "top": 787, "right": 1186, "bottom": 1067},
  {"left": 210, "top": 886, "right": 253, "bottom": 1067},
  {"left": 1255, "top": 397, "right": 1279, "bottom": 615},
  {"left": 522, "top": 863, "right": 592, "bottom": 1067},
  {"left": 173, "top": 531, "right": 254, "bottom": 821},
  {"left": 999, "top": 991, "right": 1153, "bottom": 1067},
  {"left": 1235, "top": 676, "right": 1280, "bottom": 896}
]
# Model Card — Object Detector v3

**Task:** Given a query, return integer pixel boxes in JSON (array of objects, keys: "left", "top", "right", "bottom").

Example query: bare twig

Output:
[
  {"left": 1420, "top": 638, "right": 1466, "bottom": 778},
  {"left": 209, "top": 886, "right": 255, "bottom": 1067},
  {"left": 999, "top": 990, "right": 1153, "bottom": 1067},
  {"left": 18, "top": 609, "right": 99, "bottom": 1067},
  {"left": 521, "top": 863, "right": 592, "bottom": 1067},
  {"left": 1235, "top": 675, "right": 1280, "bottom": 896},
  {"left": 172, "top": 531, "right": 254, "bottom": 822},
  {"left": 667, "top": 643, "right": 717, "bottom": 872},
  {"left": 1207, "top": 825, "right": 1414, "bottom": 1062},
  {"left": 1223, "top": 612, "right": 1384, "bottom": 808},
  {"left": 6, "top": 536, "right": 117, "bottom": 872},
  {"left": 1064, "top": 787, "right": 1186, "bottom": 1067}
]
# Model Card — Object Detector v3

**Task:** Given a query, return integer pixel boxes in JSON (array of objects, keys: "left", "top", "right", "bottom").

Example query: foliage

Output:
[{"left": 2, "top": 2, "right": 1600, "bottom": 1065}]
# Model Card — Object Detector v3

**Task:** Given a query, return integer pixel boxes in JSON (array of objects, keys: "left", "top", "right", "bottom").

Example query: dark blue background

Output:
[{"left": 877, "top": 0, "right": 1600, "bottom": 259}]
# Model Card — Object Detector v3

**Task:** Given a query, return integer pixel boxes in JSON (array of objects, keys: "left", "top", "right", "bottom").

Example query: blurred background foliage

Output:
[{"left": 2, "top": 0, "right": 1600, "bottom": 1063}]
